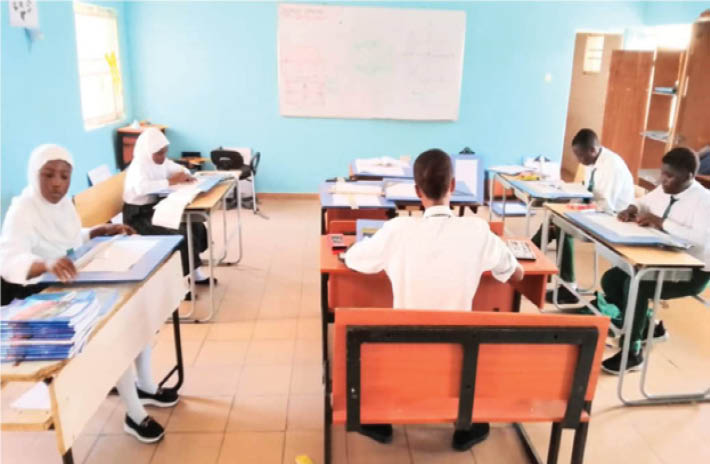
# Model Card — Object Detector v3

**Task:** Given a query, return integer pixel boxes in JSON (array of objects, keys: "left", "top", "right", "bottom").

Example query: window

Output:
[
  {"left": 583, "top": 34, "right": 605, "bottom": 74},
  {"left": 74, "top": 2, "right": 125, "bottom": 129}
]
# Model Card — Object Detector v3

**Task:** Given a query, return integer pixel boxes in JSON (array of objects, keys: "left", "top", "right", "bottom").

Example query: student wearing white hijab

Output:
[
  {"left": 0, "top": 144, "right": 178, "bottom": 444},
  {"left": 122, "top": 128, "right": 212, "bottom": 288}
]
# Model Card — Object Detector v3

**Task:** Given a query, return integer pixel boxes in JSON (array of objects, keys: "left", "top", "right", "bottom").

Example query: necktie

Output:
[
  {"left": 587, "top": 169, "right": 597, "bottom": 193},
  {"left": 662, "top": 196, "right": 678, "bottom": 220}
]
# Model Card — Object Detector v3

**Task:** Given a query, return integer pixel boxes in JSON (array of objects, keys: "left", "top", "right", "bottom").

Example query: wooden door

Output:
[
  {"left": 601, "top": 50, "right": 654, "bottom": 180},
  {"left": 673, "top": 20, "right": 710, "bottom": 151}
]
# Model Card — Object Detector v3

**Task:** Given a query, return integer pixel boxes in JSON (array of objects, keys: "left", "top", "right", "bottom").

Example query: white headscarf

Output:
[
  {"left": 0, "top": 144, "right": 83, "bottom": 283},
  {"left": 123, "top": 128, "right": 171, "bottom": 203}
]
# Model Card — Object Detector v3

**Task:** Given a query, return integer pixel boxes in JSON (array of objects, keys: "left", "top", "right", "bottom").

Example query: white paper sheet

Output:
[
  {"left": 331, "top": 194, "right": 381, "bottom": 208},
  {"left": 586, "top": 214, "right": 667, "bottom": 239},
  {"left": 355, "top": 157, "right": 408, "bottom": 176},
  {"left": 489, "top": 165, "right": 526, "bottom": 175},
  {"left": 385, "top": 182, "right": 417, "bottom": 199},
  {"left": 527, "top": 181, "right": 589, "bottom": 197},
  {"left": 80, "top": 238, "right": 160, "bottom": 272},
  {"left": 12, "top": 382, "right": 50, "bottom": 410},
  {"left": 152, "top": 188, "right": 200, "bottom": 229},
  {"left": 330, "top": 183, "right": 382, "bottom": 195},
  {"left": 455, "top": 159, "right": 478, "bottom": 195}
]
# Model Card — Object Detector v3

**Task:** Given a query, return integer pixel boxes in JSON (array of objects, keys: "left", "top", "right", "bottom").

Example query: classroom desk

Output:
[
  {"left": 348, "top": 161, "right": 414, "bottom": 180},
  {"left": 183, "top": 178, "right": 242, "bottom": 322},
  {"left": 543, "top": 203, "right": 708, "bottom": 406},
  {"left": 488, "top": 171, "right": 592, "bottom": 236},
  {"left": 0, "top": 253, "right": 185, "bottom": 464}
]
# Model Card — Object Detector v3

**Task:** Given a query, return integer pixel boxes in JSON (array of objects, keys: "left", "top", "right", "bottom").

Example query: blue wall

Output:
[
  {"left": 124, "top": 1, "right": 647, "bottom": 194},
  {"left": 642, "top": 2, "right": 707, "bottom": 25},
  {"left": 1, "top": 1, "right": 134, "bottom": 216}
]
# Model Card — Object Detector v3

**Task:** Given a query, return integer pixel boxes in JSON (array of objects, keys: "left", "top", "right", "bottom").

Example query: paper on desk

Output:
[
  {"left": 588, "top": 214, "right": 674, "bottom": 239},
  {"left": 80, "top": 238, "right": 160, "bottom": 272},
  {"left": 330, "top": 183, "right": 382, "bottom": 195},
  {"left": 355, "top": 159, "right": 405, "bottom": 176},
  {"left": 152, "top": 188, "right": 200, "bottom": 229},
  {"left": 12, "top": 382, "right": 50, "bottom": 411},
  {"left": 489, "top": 165, "right": 526, "bottom": 175},
  {"left": 455, "top": 159, "right": 478, "bottom": 194},
  {"left": 527, "top": 181, "right": 589, "bottom": 196},
  {"left": 331, "top": 194, "right": 381, "bottom": 208},
  {"left": 385, "top": 182, "right": 417, "bottom": 199}
]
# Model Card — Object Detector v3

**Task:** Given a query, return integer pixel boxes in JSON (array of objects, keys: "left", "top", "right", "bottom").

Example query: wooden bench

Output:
[
  {"left": 73, "top": 170, "right": 126, "bottom": 227},
  {"left": 327, "top": 309, "right": 608, "bottom": 464}
]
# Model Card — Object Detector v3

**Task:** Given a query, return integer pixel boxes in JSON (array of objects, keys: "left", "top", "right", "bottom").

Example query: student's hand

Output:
[
  {"left": 637, "top": 212, "right": 664, "bottom": 230},
  {"left": 510, "top": 264, "right": 525, "bottom": 283},
  {"left": 617, "top": 206, "right": 638, "bottom": 222},
  {"left": 90, "top": 224, "right": 136, "bottom": 238},
  {"left": 47, "top": 257, "right": 78, "bottom": 283},
  {"left": 168, "top": 172, "right": 194, "bottom": 185}
]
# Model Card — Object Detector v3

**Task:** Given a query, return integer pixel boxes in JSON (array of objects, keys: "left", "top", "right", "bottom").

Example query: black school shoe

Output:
[
  {"left": 545, "top": 287, "right": 580, "bottom": 305},
  {"left": 358, "top": 424, "right": 393, "bottom": 444},
  {"left": 124, "top": 415, "right": 165, "bottom": 444},
  {"left": 452, "top": 422, "right": 490, "bottom": 451},
  {"left": 601, "top": 350, "right": 644, "bottom": 375},
  {"left": 137, "top": 387, "right": 180, "bottom": 408},
  {"left": 617, "top": 320, "right": 669, "bottom": 348},
  {"left": 195, "top": 277, "right": 218, "bottom": 286}
]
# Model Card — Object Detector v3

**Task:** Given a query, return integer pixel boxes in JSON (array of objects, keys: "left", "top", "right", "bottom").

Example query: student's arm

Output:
[
  {"left": 165, "top": 160, "right": 194, "bottom": 184},
  {"left": 89, "top": 224, "right": 136, "bottom": 239},
  {"left": 344, "top": 221, "right": 395, "bottom": 274},
  {"left": 593, "top": 163, "right": 628, "bottom": 213},
  {"left": 482, "top": 231, "right": 523, "bottom": 283}
]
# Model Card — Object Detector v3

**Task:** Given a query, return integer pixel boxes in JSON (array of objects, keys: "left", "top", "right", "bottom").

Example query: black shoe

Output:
[
  {"left": 545, "top": 287, "right": 580, "bottom": 305},
  {"left": 358, "top": 424, "right": 393, "bottom": 444},
  {"left": 452, "top": 423, "right": 490, "bottom": 451},
  {"left": 123, "top": 415, "right": 165, "bottom": 444},
  {"left": 617, "top": 320, "right": 669, "bottom": 348},
  {"left": 137, "top": 387, "right": 179, "bottom": 407},
  {"left": 601, "top": 350, "right": 644, "bottom": 375},
  {"left": 195, "top": 277, "right": 218, "bottom": 286},
  {"left": 184, "top": 291, "right": 192, "bottom": 301}
]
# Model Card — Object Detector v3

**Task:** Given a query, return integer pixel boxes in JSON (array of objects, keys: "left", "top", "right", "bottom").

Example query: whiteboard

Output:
[{"left": 277, "top": 4, "right": 466, "bottom": 121}]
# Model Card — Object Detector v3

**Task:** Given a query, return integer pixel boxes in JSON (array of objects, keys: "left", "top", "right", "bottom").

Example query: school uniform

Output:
[
  {"left": 532, "top": 146, "right": 634, "bottom": 284},
  {"left": 601, "top": 180, "right": 710, "bottom": 352},
  {"left": 345, "top": 205, "right": 520, "bottom": 310},
  {"left": 122, "top": 128, "right": 207, "bottom": 277}
]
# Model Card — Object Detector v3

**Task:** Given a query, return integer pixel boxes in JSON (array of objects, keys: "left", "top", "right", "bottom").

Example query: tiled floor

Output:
[{"left": 2, "top": 198, "right": 709, "bottom": 463}]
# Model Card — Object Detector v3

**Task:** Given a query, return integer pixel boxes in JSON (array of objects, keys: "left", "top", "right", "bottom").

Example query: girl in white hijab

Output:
[
  {"left": 0, "top": 144, "right": 176, "bottom": 444},
  {"left": 123, "top": 128, "right": 212, "bottom": 286}
]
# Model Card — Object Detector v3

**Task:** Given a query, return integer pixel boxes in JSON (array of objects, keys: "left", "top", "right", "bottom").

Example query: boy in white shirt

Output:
[
  {"left": 532, "top": 129, "right": 634, "bottom": 304},
  {"left": 601, "top": 147, "right": 710, "bottom": 374},
  {"left": 345, "top": 149, "right": 524, "bottom": 450}
]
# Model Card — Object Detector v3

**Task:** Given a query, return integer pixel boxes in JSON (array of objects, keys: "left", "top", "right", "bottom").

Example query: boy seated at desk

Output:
[
  {"left": 344, "top": 148, "right": 524, "bottom": 451},
  {"left": 122, "top": 128, "right": 214, "bottom": 296},
  {"left": 0, "top": 145, "right": 179, "bottom": 443},
  {"left": 532, "top": 128, "right": 634, "bottom": 304},
  {"left": 600, "top": 147, "right": 710, "bottom": 374}
]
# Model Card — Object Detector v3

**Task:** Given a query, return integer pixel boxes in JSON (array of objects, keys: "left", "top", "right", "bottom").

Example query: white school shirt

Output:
[
  {"left": 344, "top": 205, "right": 520, "bottom": 310},
  {"left": 635, "top": 181, "right": 710, "bottom": 272},
  {"left": 122, "top": 159, "right": 189, "bottom": 206},
  {"left": 585, "top": 147, "right": 635, "bottom": 213}
]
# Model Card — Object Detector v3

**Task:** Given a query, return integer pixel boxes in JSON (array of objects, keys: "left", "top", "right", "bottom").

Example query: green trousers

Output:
[
  {"left": 532, "top": 225, "right": 575, "bottom": 283},
  {"left": 601, "top": 267, "right": 710, "bottom": 352}
]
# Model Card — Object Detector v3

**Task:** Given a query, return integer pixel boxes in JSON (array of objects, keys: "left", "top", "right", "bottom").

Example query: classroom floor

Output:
[{"left": 2, "top": 198, "right": 710, "bottom": 464}]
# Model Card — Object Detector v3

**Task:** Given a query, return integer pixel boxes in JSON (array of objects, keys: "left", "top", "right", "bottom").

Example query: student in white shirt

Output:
[
  {"left": 600, "top": 147, "right": 710, "bottom": 374},
  {"left": 122, "top": 128, "right": 213, "bottom": 290},
  {"left": 345, "top": 149, "right": 524, "bottom": 450},
  {"left": 0, "top": 145, "right": 179, "bottom": 443},
  {"left": 532, "top": 128, "right": 634, "bottom": 304}
]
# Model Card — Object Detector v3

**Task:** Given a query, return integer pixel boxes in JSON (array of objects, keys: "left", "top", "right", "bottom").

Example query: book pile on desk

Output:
[{"left": 1, "top": 289, "right": 117, "bottom": 362}]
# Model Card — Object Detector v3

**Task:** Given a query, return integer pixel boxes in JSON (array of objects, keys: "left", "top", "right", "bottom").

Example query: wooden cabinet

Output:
[{"left": 115, "top": 124, "right": 167, "bottom": 169}]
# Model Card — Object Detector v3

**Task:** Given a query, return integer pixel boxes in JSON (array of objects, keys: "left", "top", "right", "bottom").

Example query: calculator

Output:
[{"left": 506, "top": 240, "right": 536, "bottom": 260}]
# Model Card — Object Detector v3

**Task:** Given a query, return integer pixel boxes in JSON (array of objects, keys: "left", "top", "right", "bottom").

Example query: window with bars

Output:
[
  {"left": 583, "top": 34, "right": 605, "bottom": 74},
  {"left": 74, "top": 2, "right": 125, "bottom": 129}
]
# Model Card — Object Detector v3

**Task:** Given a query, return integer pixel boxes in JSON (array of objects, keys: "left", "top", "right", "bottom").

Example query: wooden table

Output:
[
  {"left": 0, "top": 254, "right": 185, "bottom": 464},
  {"left": 116, "top": 124, "right": 168, "bottom": 169},
  {"left": 544, "top": 203, "right": 708, "bottom": 406}
]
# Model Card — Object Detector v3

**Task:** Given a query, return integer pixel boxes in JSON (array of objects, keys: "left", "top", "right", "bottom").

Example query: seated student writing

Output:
[
  {"left": 345, "top": 149, "right": 524, "bottom": 451},
  {"left": 122, "top": 128, "right": 212, "bottom": 293},
  {"left": 532, "top": 128, "right": 634, "bottom": 304},
  {"left": 0, "top": 145, "right": 179, "bottom": 443},
  {"left": 600, "top": 147, "right": 710, "bottom": 374}
]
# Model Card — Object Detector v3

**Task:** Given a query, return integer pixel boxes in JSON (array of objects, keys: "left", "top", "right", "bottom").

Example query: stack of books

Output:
[{"left": 1, "top": 289, "right": 117, "bottom": 362}]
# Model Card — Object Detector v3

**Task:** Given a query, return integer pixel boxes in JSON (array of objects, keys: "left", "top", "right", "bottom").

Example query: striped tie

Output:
[
  {"left": 587, "top": 169, "right": 597, "bottom": 193},
  {"left": 662, "top": 196, "right": 678, "bottom": 220}
]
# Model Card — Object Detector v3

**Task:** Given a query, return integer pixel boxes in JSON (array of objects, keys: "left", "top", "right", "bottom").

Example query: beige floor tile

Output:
[
  {"left": 82, "top": 395, "right": 121, "bottom": 434},
  {"left": 245, "top": 339, "right": 296, "bottom": 365},
  {"left": 347, "top": 425, "right": 412, "bottom": 464},
  {"left": 227, "top": 395, "right": 288, "bottom": 431},
  {"left": 152, "top": 338, "right": 204, "bottom": 367},
  {"left": 472, "top": 425, "right": 530, "bottom": 464},
  {"left": 151, "top": 433, "right": 223, "bottom": 464},
  {"left": 253, "top": 318, "right": 299, "bottom": 339},
  {"left": 165, "top": 396, "right": 233, "bottom": 432},
  {"left": 290, "top": 364, "right": 324, "bottom": 395},
  {"left": 218, "top": 431, "right": 285, "bottom": 464},
  {"left": 84, "top": 434, "right": 156, "bottom": 464},
  {"left": 194, "top": 340, "right": 249, "bottom": 366},
  {"left": 180, "top": 364, "right": 241, "bottom": 397},
  {"left": 406, "top": 424, "right": 474, "bottom": 464},
  {"left": 294, "top": 338, "right": 322, "bottom": 364},
  {"left": 206, "top": 322, "right": 255, "bottom": 341},
  {"left": 0, "top": 431, "right": 97, "bottom": 464},
  {"left": 287, "top": 394, "right": 324, "bottom": 430},
  {"left": 296, "top": 318, "right": 321, "bottom": 340},
  {"left": 238, "top": 364, "right": 293, "bottom": 396},
  {"left": 283, "top": 430, "right": 324, "bottom": 464}
]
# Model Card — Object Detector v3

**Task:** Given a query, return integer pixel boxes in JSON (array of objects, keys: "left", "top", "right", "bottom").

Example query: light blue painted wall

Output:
[
  {"left": 1, "top": 1, "right": 134, "bottom": 216},
  {"left": 124, "top": 1, "right": 645, "bottom": 194},
  {"left": 642, "top": 1, "right": 707, "bottom": 25}
]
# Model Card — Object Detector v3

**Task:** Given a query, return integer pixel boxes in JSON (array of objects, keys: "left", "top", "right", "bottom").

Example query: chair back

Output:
[
  {"left": 74, "top": 171, "right": 126, "bottom": 227},
  {"left": 211, "top": 148, "right": 244, "bottom": 171},
  {"left": 250, "top": 151, "right": 261, "bottom": 175}
]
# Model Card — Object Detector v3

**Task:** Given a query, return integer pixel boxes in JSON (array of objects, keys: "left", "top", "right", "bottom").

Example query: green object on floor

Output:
[{"left": 588, "top": 291, "right": 622, "bottom": 326}]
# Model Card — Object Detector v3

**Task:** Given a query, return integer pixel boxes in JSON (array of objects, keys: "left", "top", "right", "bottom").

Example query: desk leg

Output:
[
  {"left": 200, "top": 210, "right": 216, "bottom": 322},
  {"left": 321, "top": 208, "right": 327, "bottom": 235},
  {"left": 513, "top": 290, "right": 522, "bottom": 313},
  {"left": 62, "top": 450, "right": 74, "bottom": 464},
  {"left": 321, "top": 273, "right": 330, "bottom": 364},
  {"left": 159, "top": 310, "right": 185, "bottom": 391},
  {"left": 500, "top": 176, "right": 508, "bottom": 231},
  {"left": 184, "top": 213, "right": 196, "bottom": 320},
  {"left": 541, "top": 208, "right": 550, "bottom": 256},
  {"left": 524, "top": 197, "right": 533, "bottom": 237}
]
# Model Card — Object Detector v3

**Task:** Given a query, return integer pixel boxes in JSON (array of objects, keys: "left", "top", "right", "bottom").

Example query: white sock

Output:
[
  {"left": 135, "top": 346, "right": 159, "bottom": 394},
  {"left": 116, "top": 367, "right": 148, "bottom": 424},
  {"left": 193, "top": 268, "right": 208, "bottom": 281}
]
